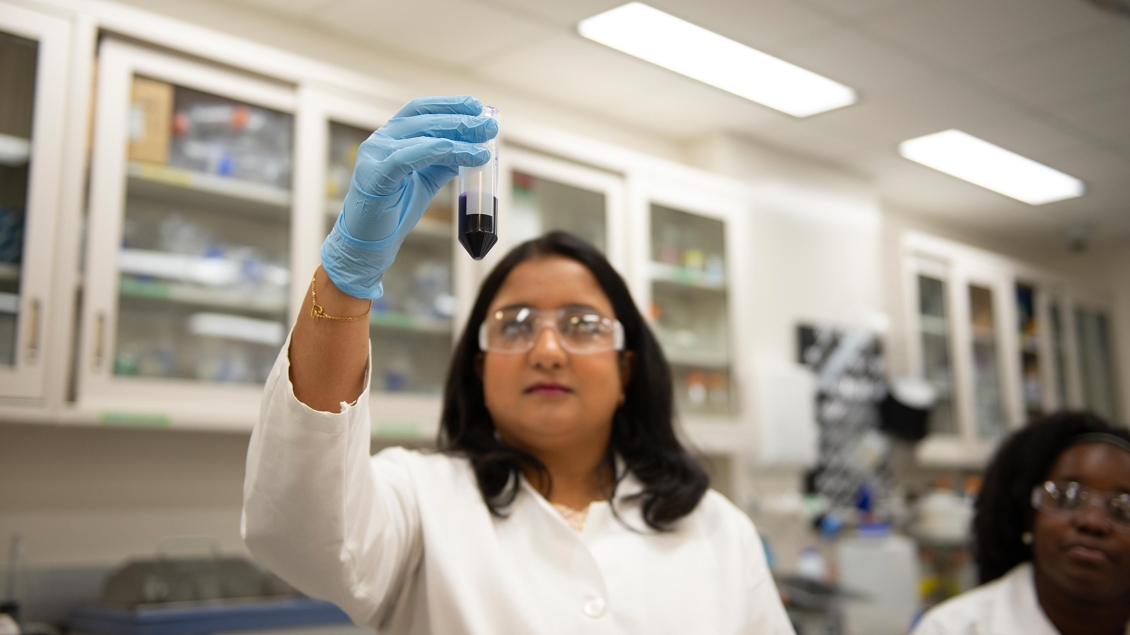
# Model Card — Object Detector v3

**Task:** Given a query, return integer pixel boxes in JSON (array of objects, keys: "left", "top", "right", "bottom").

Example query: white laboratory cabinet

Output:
[
  {"left": 55, "top": 25, "right": 764, "bottom": 452},
  {"left": 627, "top": 173, "right": 756, "bottom": 457},
  {"left": 0, "top": 3, "right": 70, "bottom": 401},
  {"left": 903, "top": 232, "right": 1121, "bottom": 467}
]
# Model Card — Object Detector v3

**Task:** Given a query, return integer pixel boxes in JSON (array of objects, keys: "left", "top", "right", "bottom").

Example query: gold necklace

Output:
[{"left": 551, "top": 502, "right": 590, "bottom": 532}]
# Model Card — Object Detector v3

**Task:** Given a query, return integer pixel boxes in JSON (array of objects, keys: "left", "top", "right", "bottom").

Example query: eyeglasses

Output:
[
  {"left": 1030, "top": 481, "right": 1130, "bottom": 532},
  {"left": 478, "top": 306, "right": 625, "bottom": 354}
]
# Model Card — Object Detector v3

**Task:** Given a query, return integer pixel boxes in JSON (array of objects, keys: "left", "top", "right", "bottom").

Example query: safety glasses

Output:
[
  {"left": 1030, "top": 480, "right": 1130, "bottom": 532},
  {"left": 478, "top": 306, "right": 625, "bottom": 354}
]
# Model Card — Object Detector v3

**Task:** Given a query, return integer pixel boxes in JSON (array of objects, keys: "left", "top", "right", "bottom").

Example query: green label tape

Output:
[
  {"left": 371, "top": 422, "right": 420, "bottom": 439},
  {"left": 99, "top": 411, "right": 171, "bottom": 427}
]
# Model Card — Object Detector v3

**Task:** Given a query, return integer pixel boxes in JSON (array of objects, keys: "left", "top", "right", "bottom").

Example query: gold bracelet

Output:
[{"left": 310, "top": 273, "right": 371, "bottom": 322}]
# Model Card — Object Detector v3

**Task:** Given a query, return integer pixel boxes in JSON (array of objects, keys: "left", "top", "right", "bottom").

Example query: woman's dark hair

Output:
[
  {"left": 973, "top": 411, "right": 1130, "bottom": 583},
  {"left": 437, "top": 231, "right": 709, "bottom": 531}
]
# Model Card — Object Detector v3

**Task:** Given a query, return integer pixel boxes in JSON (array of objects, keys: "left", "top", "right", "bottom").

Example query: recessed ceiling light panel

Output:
[
  {"left": 578, "top": 2, "right": 857, "bottom": 117},
  {"left": 899, "top": 130, "right": 1085, "bottom": 205}
]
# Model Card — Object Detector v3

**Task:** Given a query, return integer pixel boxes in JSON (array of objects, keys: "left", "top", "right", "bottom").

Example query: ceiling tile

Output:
[
  {"left": 866, "top": 0, "right": 1112, "bottom": 68},
  {"left": 1053, "top": 84, "right": 1130, "bottom": 142},
  {"left": 315, "top": 0, "right": 551, "bottom": 68},
  {"left": 801, "top": 0, "right": 923, "bottom": 19},
  {"left": 802, "top": 74, "right": 1020, "bottom": 155},
  {"left": 230, "top": 0, "right": 337, "bottom": 17},
  {"left": 735, "top": 115, "right": 866, "bottom": 160},
  {"left": 1043, "top": 144, "right": 1130, "bottom": 184},
  {"left": 970, "top": 23, "right": 1130, "bottom": 106},
  {"left": 599, "top": 72, "right": 785, "bottom": 139},
  {"left": 474, "top": 34, "right": 666, "bottom": 113}
]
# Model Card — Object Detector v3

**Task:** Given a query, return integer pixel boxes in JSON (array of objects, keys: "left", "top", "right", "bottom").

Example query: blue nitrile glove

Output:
[{"left": 320, "top": 95, "right": 498, "bottom": 299}]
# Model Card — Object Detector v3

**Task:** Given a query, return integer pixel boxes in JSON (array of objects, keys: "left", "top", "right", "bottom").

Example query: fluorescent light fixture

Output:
[
  {"left": 578, "top": 2, "right": 857, "bottom": 117},
  {"left": 899, "top": 130, "right": 1085, "bottom": 205}
]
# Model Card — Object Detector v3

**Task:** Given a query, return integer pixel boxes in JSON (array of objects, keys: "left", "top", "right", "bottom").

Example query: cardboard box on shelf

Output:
[{"left": 128, "top": 77, "right": 173, "bottom": 164}]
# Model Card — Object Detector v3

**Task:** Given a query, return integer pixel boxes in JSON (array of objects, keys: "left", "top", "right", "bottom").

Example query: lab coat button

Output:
[{"left": 583, "top": 597, "right": 606, "bottom": 618}]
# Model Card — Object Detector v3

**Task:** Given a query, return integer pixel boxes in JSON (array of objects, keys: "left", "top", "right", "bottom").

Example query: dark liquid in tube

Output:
[{"left": 458, "top": 193, "right": 498, "bottom": 260}]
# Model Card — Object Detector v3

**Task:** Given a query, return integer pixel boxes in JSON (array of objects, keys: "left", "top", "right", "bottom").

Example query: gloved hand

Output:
[{"left": 320, "top": 95, "right": 498, "bottom": 299}]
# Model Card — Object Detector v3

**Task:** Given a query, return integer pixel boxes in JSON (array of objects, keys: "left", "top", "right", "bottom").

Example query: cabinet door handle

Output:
[
  {"left": 25, "top": 297, "right": 41, "bottom": 363},
  {"left": 93, "top": 311, "right": 106, "bottom": 369}
]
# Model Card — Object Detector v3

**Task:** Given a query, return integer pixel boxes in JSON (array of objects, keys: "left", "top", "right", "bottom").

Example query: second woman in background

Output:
[{"left": 913, "top": 412, "right": 1130, "bottom": 635}]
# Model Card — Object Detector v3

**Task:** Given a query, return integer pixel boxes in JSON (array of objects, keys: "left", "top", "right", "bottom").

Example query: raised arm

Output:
[
  {"left": 242, "top": 96, "right": 498, "bottom": 625},
  {"left": 291, "top": 95, "right": 498, "bottom": 410}
]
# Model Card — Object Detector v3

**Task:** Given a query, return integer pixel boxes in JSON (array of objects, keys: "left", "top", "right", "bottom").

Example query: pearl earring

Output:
[{"left": 1021, "top": 531, "right": 1033, "bottom": 545}]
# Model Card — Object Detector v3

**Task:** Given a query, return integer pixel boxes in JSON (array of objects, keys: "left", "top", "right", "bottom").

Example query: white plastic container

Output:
[{"left": 837, "top": 527, "right": 920, "bottom": 635}]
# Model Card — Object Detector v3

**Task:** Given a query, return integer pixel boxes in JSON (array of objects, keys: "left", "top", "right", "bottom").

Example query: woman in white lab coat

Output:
[
  {"left": 240, "top": 96, "right": 794, "bottom": 635},
  {"left": 912, "top": 412, "right": 1130, "bottom": 635}
]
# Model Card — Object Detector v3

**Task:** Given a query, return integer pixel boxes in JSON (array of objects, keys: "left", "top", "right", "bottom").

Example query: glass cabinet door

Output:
[
  {"left": 649, "top": 204, "right": 731, "bottom": 417},
  {"left": 1015, "top": 283, "right": 1044, "bottom": 420},
  {"left": 1075, "top": 306, "right": 1118, "bottom": 421},
  {"left": 81, "top": 39, "right": 299, "bottom": 411},
  {"left": 0, "top": 6, "right": 68, "bottom": 399},
  {"left": 501, "top": 149, "right": 625, "bottom": 270},
  {"left": 113, "top": 80, "right": 293, "bottom": 384},
  {"left": 1048, "top": 298, "right": 1070, "bottom": 409},
  {"left": 917, "top": 273, "right": 957, "bottom": 435},
  {"left": 0, "top": 29, "right": 37, "bottom": 368},
  {"left": 324, "top": 122, "right": 455, "bottom": 395},
  {"left": 968, "top": 284, "right": 1006, "bottom": 438},
  {"left": 509, "top": 171, "right": 606, "bottom": 251}
]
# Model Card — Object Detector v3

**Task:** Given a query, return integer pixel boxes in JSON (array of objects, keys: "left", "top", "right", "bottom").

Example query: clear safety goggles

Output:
[
  {"left": 478, "top": 306, "right": 625, "bottom": 354},
  {"left": 1030, "top": 480, "right": 1130, "bottom": 532}
]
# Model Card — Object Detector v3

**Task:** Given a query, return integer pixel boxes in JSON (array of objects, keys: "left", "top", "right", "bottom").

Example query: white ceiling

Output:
[{"left": 232, "top": 0, "right": 1130, "bottom": 248}]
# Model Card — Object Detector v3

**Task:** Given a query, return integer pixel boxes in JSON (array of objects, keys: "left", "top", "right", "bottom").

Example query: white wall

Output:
[
  {"left": 0, "top": 423, "right": 250, "bottom": 567},
  {"left": 688, "top": 134, "right": 885, "bottom": 364}
]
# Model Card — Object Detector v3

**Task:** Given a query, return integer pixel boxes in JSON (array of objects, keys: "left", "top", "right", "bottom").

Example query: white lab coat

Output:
[
  {"left": 911, "top": 562, "right": 1130, "bottom": 635},
  {"left": 241, "top": 337, "right": 795, "bottom": 635}
]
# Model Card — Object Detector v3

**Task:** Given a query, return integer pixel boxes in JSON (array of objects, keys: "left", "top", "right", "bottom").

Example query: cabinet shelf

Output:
[
  {"left": 369, "top": 311, "right": 452, "bottom": 335},
  {"left": 0, "top": 133, "right": 30, "bottom": 167},
  {"left": 0, "top": 263, "right": 19, "bottom": 282},
  {"left": 0, "top": 291, "right": 17, "bottom": 314},
  {"left": 119, "top": 276, "right": 287, "bottom": 314},
  {"left": 971, "top": 325, "right": 995, "bottom": 343},
  {"left": 325, "top": 199, "right": 452, "bottom": 241},
  {"left": 665, "top": 349, "right": 730, "bottom": 369},
  {"left": 919, "top": 314, "right": 948, "bottom": 336},
  {"left": 128, "top": 162, "right": 291, "bottom": 218},
  {"left": 650, "top": 262, "right": 726, "bottom": 291}
]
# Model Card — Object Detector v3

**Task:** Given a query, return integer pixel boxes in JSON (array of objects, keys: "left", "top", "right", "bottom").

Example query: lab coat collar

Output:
[
  {"left": 986, "top": 563, "right": 1044, "bottom": 635},
  {"left": 516, "top": 454, "right": 652, "bottom": 533},
  {"left": 985, "top": 562, "right": 1096, "bottom": 635}
]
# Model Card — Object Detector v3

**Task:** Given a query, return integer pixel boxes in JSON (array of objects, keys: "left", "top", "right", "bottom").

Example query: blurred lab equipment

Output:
[
  {"left": 881, "top": 377, "right": 937, "bottom": 442},
  {"left": 750, "top": 360, "right": 818, "bottom": 468},
  {"left": 837, "top": 523, "right": 920, "bottom": 635},
  {"left": 912, "top": 480, "right": 974, "bottom": 545},
  {"left": 67, "top": 537, "right": 351, "bottom": 635}
]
